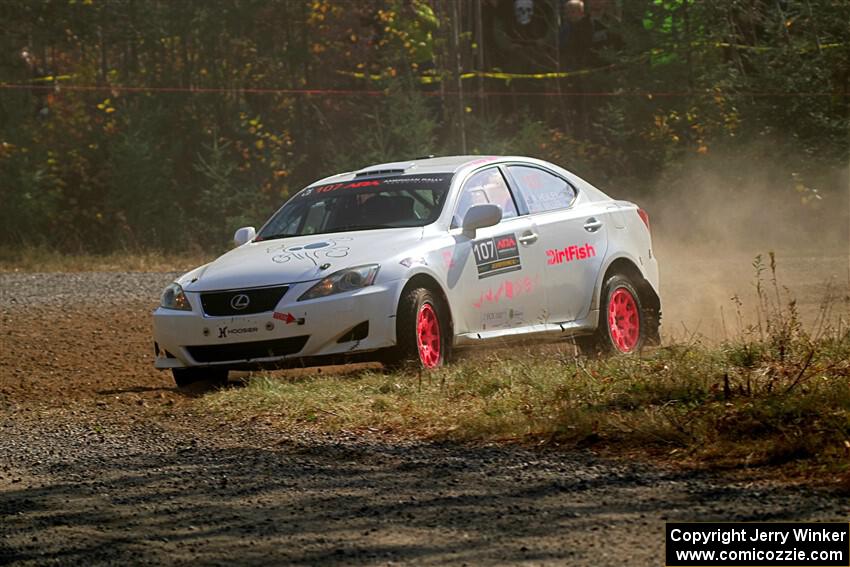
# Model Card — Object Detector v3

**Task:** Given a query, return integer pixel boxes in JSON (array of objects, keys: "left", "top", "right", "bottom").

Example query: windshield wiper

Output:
[
  {"left": 329, "top": 224, "right": 398, "bottom": 232},
  {"left": 253, "top": 233, "right": 293, "bottom": 242},
  {"left": 258, "top": 225, "right": 400, "bottom": 241}
]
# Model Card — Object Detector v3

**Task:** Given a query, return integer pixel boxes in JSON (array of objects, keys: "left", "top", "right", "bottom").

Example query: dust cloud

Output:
[{"left": 637, "top": 154, "right": 849, "bottom": 343}]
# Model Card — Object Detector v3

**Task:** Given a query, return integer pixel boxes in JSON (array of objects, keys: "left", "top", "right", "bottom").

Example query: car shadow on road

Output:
[
  {"left": 96, "top": 386, "right": 175, "bottom": 396},
  {"left": 97, "top": 378, "right": 251, "bottom": 399}
]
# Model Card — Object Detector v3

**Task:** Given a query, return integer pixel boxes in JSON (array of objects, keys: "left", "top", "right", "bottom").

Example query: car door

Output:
[
  {"left": 449, "top": 167, "right": 547, "bottom": 335},
  {"left": 505, "top": 164, "right": 608, "bottom": 323}
]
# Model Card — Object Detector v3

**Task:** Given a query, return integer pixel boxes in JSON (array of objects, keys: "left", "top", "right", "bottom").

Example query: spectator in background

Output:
[
  {"left": 556, "top": 0, "right": 592, "bottom": 136},
  {"left": 587, "top": 0, "right": 623, "bottom": 63},
  {"left": 492, "top": 0, "right": 557, "bottom": 72},
  {"left": 558, "top": 0, "right": 591, "bottom": 70}
]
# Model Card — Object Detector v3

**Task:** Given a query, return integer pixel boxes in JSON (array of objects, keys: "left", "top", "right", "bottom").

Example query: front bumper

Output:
[{"left": 152, "top": 279, "right": 402, "bottom": 369}]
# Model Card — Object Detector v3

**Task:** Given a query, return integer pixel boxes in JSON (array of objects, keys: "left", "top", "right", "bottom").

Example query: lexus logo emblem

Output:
[{"left": 230, "top": 294, "right": 250, "bottom": 310}]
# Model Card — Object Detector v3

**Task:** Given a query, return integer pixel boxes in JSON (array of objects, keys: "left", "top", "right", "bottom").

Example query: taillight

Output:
[{"left": 637, "top": 208, "right": 650, "bottom": 232}]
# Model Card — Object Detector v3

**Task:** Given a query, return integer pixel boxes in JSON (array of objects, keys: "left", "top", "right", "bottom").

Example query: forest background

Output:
[{"left": 1, "top": 0, "right": 847, "bottom": 253}]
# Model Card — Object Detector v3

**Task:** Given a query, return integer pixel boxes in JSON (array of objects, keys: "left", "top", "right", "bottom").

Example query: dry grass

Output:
[
  {"left": 204, "top": 334, "right": 850, "bottom": 473},
  {"left": 203, "top": 254, "right": 850, "bottom": 475},
  {"left": 0, "top": 245, "right": 212, "bottom": 273}
]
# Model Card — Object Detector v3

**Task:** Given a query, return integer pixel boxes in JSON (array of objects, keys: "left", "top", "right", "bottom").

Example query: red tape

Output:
[{"left": 0, "top": 83, "right": 839, "bottom": 98}]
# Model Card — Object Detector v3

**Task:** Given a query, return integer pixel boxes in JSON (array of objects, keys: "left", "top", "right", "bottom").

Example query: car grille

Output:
[
  {"left": 186, "top": 336, "right": 309, "bottom": 363},
  {"left": 200, "top": 286, "right": 288, "bottom": 317}
]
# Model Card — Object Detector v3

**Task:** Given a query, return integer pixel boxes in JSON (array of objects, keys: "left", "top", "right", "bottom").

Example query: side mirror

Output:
[
  {"left": 461, "top": 204, "right": 502, "bottom": 237},
  {"left": 233, "top": 226, "right": 256, "bottom": 246}
]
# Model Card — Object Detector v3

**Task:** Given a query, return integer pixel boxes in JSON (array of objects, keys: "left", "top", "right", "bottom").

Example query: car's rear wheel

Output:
[
  {"left": 384, "top": 287, "right": 450, "bottom": 369},
  {"left": 172, "top": 367, "right": 229, "bottom": 388},
  {"left": 579, "top": 274, "right": 647, "bottom": 355}
]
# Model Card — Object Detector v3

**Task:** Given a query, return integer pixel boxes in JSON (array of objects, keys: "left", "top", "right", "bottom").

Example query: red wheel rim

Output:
[
  {"left": 416, "top": 303, "right": 441, "bottom": 368},
  {"left": 608, "top": 287, "right": 640, "bottom": 353}
]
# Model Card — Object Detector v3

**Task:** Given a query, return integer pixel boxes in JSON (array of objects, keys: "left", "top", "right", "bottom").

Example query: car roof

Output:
[
  {"left": 358, "top": 155, "right": 498, "bottom": 175},
  {"left": 298, "top": 154, "right": 612, "bottom": 206},
  {"left": 308, "top": 155, "right": 505, "bottom": 186}
]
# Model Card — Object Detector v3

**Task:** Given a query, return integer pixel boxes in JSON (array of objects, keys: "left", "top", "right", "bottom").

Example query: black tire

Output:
[
  {"left": 382, "top": 287, "right": 451, "bottom": 370},
  {"left": 172, "top": 367, "right": 229, "bottom": 388},
  {"left": 580, "top": 274, "right": 648, "bottom": 356}
]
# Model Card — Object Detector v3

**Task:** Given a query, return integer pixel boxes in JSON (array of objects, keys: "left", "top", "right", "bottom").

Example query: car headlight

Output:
[
  {"left": 298, "top": 264, "right": 380, "bottom": 301},
  {"left": 160, "top": 282, "right": 192, "bottom": 311}
]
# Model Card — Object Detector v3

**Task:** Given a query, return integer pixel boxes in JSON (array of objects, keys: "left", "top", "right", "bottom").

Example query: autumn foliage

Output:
[{"left": 0, "top": 0, "right": 847, "bottom": 252}]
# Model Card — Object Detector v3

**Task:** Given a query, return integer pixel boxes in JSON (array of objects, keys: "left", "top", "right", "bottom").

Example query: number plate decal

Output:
[{"left": 472, "top": 233, "right": 521, "bottom": 279}]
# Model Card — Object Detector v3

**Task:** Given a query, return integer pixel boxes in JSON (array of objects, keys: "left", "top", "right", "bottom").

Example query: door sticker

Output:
[
  {"left": 472, "top": 233, "right": 521, "bottom": 279},
  {"left": 473, "top": 275, "right": 537, "bottom": 309},
  {"left": 546, "top": 243, "right": 596, "bottom": 265}
]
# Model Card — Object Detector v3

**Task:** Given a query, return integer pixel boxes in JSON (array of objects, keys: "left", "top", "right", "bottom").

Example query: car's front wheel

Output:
[
  {"left": 384, "top": 287, "right": 451, "bottom": 369},
  {"left": 580, "top": 274, "right": 647, "bottom": 355},
  {"left": 172, "top": 367, "right": 229, "bottom": 388}
]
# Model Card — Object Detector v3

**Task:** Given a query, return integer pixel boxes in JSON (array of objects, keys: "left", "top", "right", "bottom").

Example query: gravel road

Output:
[{"left": 1, "top": 272, "right": 847, "bottom": 566}]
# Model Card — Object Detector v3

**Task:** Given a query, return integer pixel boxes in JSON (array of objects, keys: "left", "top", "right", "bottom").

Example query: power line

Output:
[{"left": 0, "top": 83, "right": 841, "bottom": 98}]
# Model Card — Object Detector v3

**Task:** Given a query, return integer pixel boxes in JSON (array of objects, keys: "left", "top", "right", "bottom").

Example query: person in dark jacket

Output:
[{"left": 558, "top": 0, "right": 592, "bottom": 70}]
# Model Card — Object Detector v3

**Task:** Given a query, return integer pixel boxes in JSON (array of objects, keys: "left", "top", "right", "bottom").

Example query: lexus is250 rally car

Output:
[{"left": 153, "top": 155, "right": 661, "bottom": 386}]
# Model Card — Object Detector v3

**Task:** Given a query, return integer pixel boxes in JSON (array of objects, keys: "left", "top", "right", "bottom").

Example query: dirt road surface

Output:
[{"left": 1, "top": 269, "right": 847, "bottom": 566}]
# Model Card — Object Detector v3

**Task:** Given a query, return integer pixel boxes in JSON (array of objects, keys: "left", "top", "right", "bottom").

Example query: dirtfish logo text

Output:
[{"left": 546, "top": 244, "right": 596, "bottom": 265}]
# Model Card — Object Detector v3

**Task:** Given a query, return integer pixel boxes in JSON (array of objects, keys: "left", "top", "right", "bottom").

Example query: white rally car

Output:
[{"left": 153, "top": 156, "right": 660, "bottom": 386}]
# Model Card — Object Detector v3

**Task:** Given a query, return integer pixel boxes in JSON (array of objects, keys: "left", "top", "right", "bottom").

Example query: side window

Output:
[
  {"left": 454, "top": 168, "right": 518, "bottom": 226},
  {"left": 508, "top": 166, "right": 576, "bottom": 214}
]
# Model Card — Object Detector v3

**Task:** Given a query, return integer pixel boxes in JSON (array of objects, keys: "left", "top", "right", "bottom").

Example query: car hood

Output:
[{"left": 183, "top": 228, "right": 423, "bottom": 292}]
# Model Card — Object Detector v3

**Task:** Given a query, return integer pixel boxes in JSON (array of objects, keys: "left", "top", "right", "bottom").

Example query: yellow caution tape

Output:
[
  {"left": 337, "top": 61, "right": 625, "bottom": 84},
  {"left": 337, "top": 41, "right": 844, "bottom": 84},
  {"left": 712, "top": 41, "right": 843, "bottom": 52},
  {"left": 31, "top": 75, "right": 74, "bottom": 83}
]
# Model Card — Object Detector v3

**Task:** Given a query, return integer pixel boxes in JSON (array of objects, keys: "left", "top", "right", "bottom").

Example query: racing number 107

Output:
[{"left": 473, "top": 240, "right": 496, "bottom": 265}]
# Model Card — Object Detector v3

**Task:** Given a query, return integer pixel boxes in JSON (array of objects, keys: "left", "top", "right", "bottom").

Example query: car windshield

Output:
[{"left": 255, "top": 173, "right": 454, "bottom": 240}]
